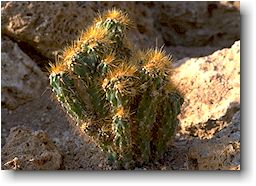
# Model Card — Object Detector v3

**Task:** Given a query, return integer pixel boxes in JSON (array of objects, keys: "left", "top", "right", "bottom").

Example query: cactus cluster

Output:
[{"left": 49, "top": 9, "right": 183, "bottom": 169}]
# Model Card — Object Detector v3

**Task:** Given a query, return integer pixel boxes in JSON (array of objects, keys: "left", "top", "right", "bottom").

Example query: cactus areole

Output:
[{"left": 49, "top": 9, "right": 184, "bottom": 169}]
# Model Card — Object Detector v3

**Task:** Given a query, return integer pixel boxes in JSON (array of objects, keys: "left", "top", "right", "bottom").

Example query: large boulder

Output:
[
  {"left": 1, "top": 37, "right": 47, "bottom": 109},
  {"left": 154, "top": 1, "right": 240, "bottom": 47},
  {"left": 0, "top": 1, "right": 155, "bottom": 60},
  {"left": 1, "top": 1, "right": 94, "bottom": 59},
  {"left": 1, "top": 1, "right": 240, "bottom": 60},
  {"left": 2, "top": 127, "right": 62, "bottom": 170},
  {"left": 171, "top": 41, "right": 240, "bottom": 132}
]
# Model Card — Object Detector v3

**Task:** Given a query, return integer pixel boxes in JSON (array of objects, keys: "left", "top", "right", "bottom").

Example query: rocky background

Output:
[{"left": 1, "top": 1, "right": 240, "bottom": 170}]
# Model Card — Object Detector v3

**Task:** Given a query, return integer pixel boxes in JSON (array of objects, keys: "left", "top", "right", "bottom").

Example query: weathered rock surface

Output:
[
  {"left": 1, "top": 1, "right": 94, "bottom": 59},
  {"left": 55, "top": 130, "right": 108, "bottom": 170},
  {"left": 188, "top": 111, "right": 240, "bottom": 170},
  {"left": 172, "top": 41, "right": 240, "bottom": 132},
  {"left": 155, "top": 1, "right": 240, "bottom": 47},
  {"left": 1, "top": 36, "right": 47, "bottom": 109},
  {"left": 1, "top": 1, "right": 240, "bottom": 60},
  {"left": 1, "top": 127, "right": 62, "bottom": 170}
]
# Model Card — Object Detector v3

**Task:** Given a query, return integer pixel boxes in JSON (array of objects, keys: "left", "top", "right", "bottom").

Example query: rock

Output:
[
  {"left": 188, "top": 111, "right": 240, "bottom": 170},
  {"left": 167, "top": 45, "right": 221, "bottom": 61},
  {"left": 154, "top": 1, "right": 240, "bottom": 47},
  {"left": 1, "top": 2, "right": 240, "bottom": 60},
  {"left": 0, "top": 2, "right": 163, "bottom": 60},
  {"left": 1, "top": 1, "right": 95, "bottom": 59},
  {"left": 1, "top": 36, "right": 47, "bottom": 109},
  {"left": 171, "top": 41, "right": 240, "bottom": 131},
  {"left": 0, "top": 1, "right": 153, "bottom": 60},
  {"left": 1, "top": 127, "right": 62, "bottom": 170}
]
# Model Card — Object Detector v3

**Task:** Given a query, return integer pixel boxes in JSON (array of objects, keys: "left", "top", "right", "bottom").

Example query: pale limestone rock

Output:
[{"left": 171, "top": 41, "right": 240, "bottom": 130}]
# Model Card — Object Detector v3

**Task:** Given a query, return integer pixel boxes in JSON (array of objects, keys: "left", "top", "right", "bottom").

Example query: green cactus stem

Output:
[
  {"left": 49, "top": 8, "right": 183, "bottom": 169},
  {"left": 49, "top": 71, "right": 87, "bottom": 121}
]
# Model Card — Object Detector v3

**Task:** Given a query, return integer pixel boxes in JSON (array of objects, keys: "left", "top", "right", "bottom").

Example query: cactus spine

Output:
[{"left": 49, "top": 9, "right": 183, "bottom": 169}]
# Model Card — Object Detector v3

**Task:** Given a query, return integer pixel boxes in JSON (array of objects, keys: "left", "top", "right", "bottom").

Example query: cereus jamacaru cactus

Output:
[{"left": 49, "top": 9, "right": 184, "bottom": 169}]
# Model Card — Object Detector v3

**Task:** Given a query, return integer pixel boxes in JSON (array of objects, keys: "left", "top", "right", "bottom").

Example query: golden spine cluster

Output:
[{"left": 49, "top": 8, "right": 183, "bottom": 169}]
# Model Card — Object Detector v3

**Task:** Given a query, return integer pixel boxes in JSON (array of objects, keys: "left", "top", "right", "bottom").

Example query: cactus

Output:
[{"left": 49, "top": 8, "right": 184, "bottom": 169}]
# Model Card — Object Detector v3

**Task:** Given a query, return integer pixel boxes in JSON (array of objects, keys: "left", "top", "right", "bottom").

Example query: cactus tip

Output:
[
  {"left": 110, "top": 63, "right": 137, "bottom": 80},
  {"left": 48, "top": 61, "right": 67, "bottom": 75},
  {"left": 79, "top": 26, "right": 110, "bottom": 47},
  {"left": 143, "top": 47, "right": 172, "bottom": 76},
  {"left": 62, "top": 42, "right": 79, "bottom": 63},
  {"left": 104, "top": 8, "right": 131, "bottom": 27}
]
